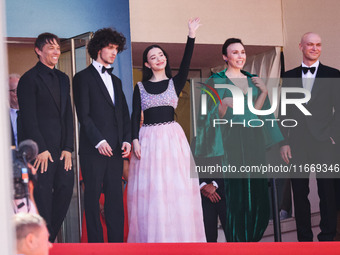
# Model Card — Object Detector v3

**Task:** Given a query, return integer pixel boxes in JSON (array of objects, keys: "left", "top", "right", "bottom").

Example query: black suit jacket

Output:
[
  {"left": 17, "top": 62, "right": 74, "bottom": 154},
  {"left": 73, "top": 64, "right": 131, "bottom": 155},
  {"left": 280, "top": 63, "right": 340, "bottom": 146}
]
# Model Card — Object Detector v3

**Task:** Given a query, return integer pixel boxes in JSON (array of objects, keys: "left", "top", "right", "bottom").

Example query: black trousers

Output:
[
  {"left": 33, "top": 151, "right": 74, "bottom": 242},
  {"left": 80, "top": 152, "right": 124, "bottom": 243},
  {"left": 290, "top": 131, "right": 337, "bottom": 241},
  {"left": 201, "top": 185, "right": 227, "bottom": 242}
]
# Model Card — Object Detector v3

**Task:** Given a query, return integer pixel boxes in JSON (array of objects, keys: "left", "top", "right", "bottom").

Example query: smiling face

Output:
[
  {"left": 97, "top": 43, "right": 119, "bottom": 66},
  {"left": 35, "top": 39, "right": 60, "bottom": 69},
  {"left": 299, "top": 33, "right": 322, "bottom": 66},
  {"left": 223, "top": 43, "right": 246, "bottom": 70},
  {"left": 144, "top": 47, "right": 167, "bottom": 72}
]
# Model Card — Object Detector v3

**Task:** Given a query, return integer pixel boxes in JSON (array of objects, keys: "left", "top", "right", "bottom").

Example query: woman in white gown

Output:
[{"left": 127, "top": 18, "right": 206, "bottom": 243}]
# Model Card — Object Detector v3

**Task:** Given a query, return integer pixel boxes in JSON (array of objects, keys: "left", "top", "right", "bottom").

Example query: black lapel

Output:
[
  {"left": 110, "top": 74, "right": 119, "bottom": 107},
  {"left": 296, "top": 66, "right": 304, "bottom": 88},
  {"left": 57, "top": 72, "right": 67, "bottom": 116},
  {"left": 89, "top": 65, "right": 115, "bottom": 108},
  {"left": 308, "top": 62, "right": 323, "bottom": 105}
]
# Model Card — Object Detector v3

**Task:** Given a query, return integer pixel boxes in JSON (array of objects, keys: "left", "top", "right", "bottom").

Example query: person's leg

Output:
[
  {"left": 316, "top": 178, "right": 336, "bottom": 241},
  {"left": 279, "top": 179, "right": 292, "bottom": 220},
  {"left": 81, "top": 154, "right": 106, "bottom": 242},
  {"left": 50, "top": 158, "right": 74, "bottom": 242},
  {"left": 313, "top": 140, "right": 337, "bottom": 241},
  {"left": 201, "top": 195, "right": 218, "bottom": 242},
  {"left": 290, "top": 133, "right": 312, "bottom": 241},
  {"left": 33, "top": 156, "right": 57, "bottom": 242},
  {"left": 291, "top": 178, "right": 313, "bottom": 241},
  {"left": 104, "top": 154, "right": 124, "bottom": 242},
  {"left": 217, "top": 192, "right": 227, "bottom": 241}
]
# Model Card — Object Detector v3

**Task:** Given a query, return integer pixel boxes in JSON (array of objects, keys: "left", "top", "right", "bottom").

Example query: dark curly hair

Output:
[
  {"left": 142, "top": 45, "right": 172, "bottom": 82},
  {"left": 222, "top": 38, "right": 244, "bottom": 56},
  {"left": 34, "top": 32, "right": 60, "bottom": 59},
  {"left": 88, "top": 28, "right": 126, "bottom": 60}
]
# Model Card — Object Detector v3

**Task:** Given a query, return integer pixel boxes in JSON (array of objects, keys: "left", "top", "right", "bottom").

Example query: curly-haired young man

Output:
[{"left": 73, "top": 28, "right": 131, "bottom": 242}]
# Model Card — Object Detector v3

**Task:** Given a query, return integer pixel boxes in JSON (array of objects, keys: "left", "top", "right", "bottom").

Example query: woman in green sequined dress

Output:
[{"left": 195, "top": 38, "right": 283, "bottom": 242}]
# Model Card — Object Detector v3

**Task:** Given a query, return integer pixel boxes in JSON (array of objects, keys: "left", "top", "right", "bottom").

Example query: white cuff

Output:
[
  {"left": 199, "top": 182, "right": 207, "bottom": 189},
  {"left": 212, "top": 181, "right": 218, "bottom": 189},
  {"left": 95, "top": 140, "right": 106, "bottom": 149},
  {"left": 122, "top": 141, "right": 131, "bottom": 147}
]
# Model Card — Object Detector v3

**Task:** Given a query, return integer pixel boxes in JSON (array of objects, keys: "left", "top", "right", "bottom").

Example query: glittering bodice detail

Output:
[{"left": 137, "top": 79, "right": 178, "bottom": 111}]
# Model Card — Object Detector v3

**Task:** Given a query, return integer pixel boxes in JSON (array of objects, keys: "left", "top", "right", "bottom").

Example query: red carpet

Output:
[{"left": 50, "top": 242, "right": 340, "bottom": 255}]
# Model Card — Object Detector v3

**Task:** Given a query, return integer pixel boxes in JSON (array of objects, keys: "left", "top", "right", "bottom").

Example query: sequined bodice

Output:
[{"left": 137, "top": 79, "right": 178, "bottom": 111}]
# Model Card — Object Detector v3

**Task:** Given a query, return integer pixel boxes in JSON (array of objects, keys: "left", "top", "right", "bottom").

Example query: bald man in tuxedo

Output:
[{"left": 280, "top": 32, "right": 340, "bottom": 241}]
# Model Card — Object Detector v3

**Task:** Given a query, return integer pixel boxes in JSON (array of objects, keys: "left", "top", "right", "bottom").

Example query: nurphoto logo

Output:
[{"left": 198, "top": 82, "right": 311, "bottom": 128}]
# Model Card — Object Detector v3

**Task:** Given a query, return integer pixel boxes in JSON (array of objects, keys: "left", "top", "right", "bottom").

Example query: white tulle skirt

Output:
[{"left": 127, "top": 122, "right": 206, "bottom": 243}]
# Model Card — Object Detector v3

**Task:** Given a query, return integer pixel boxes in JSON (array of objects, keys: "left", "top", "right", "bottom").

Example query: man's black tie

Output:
[
  {"left": 302, "top": 66, "right": 316, "bottom": 74},
  {"left": 102, "top": 66, "right": 113, "bottom": 74}
]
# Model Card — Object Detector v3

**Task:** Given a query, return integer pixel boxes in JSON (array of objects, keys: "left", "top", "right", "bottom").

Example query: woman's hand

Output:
[
  {"left": 252, "top": 77, "right": 268, "bottom": 110},
  {"left": 218, "top": 97, "right": 233, "bottom": 118},
  {"left": 251, "top": 77, "right": 268, "bottom": 94},
  {"left": 222, "top": 97, "right": 233, "bottom": 108},
  {"left": 121, "top": 142, "right": 131, "bottom": 158},
  {"left": 133, "top": 139, "right": 141, "bottom": 160},
  {"left": 188, "top": 17, "right": 201, "bottom": 38}
]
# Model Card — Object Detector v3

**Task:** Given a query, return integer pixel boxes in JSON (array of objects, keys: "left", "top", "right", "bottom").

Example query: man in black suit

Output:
[
  {"left": 73, "top": 28, "right": 131, "bottom": 243},
  {"left": 17, "top": 33, "right": 74, "bottom": 242},
  {"left": 280, "top": 32, "right": 340, "bottom": 241}
]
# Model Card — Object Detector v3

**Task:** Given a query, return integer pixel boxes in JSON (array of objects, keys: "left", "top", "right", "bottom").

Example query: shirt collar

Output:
[
  {"left": 37, "top": 61, "right": 56, "bottom": 75},
  {"left": 92, "top": 60, "right": 112, "bottom": 74},
  {"left": 302, "top": 60, "right": 319, "bottom": 68}
]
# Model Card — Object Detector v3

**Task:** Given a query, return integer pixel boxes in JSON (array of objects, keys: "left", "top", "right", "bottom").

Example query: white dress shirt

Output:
[
  {"left": 301, "top": 60, "right": 319, "bottom": 92},
  {"left": 91, "top": 60, "right": 130, "bottom": 150},
  {"left": 10, "top": 108, "right": 18, "bottom": 146},
  {"left": 92, "top": 60, "right": 115, "bottom": 148},
  {"left": 92, "top": 60, "right": 115, "bottom": 104}
]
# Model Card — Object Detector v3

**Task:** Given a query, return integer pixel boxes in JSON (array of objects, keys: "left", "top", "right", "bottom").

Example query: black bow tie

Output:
[
  {"left": 102, "top": 66, "right": 113, "bottom": 74},
  {"left": 302, "top": 66, "right": 316, "bottom": 75}
]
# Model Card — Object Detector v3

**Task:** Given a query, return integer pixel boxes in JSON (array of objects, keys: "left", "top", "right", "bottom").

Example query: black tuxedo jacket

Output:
[
  {"left": 280, "top": 63, "right": 340, "bottom": 146},
  {"left": 73, "top": 64, "right": 131, "bottom": 155},
  {"left": 17, "top": 62, "right": 74, "bottom": 154}
]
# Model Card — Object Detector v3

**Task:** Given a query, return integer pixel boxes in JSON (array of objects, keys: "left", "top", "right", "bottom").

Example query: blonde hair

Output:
[{"left": 14, "top": 213, "right": 46, "bottom": 240}]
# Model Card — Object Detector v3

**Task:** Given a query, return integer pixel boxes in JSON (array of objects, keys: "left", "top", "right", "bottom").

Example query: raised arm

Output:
[
  {"left": 173, "top": 18, "right": 201, "bottom": 95},
  {"left": 188, "top": 17, "right": 201, "bottom": 39}
]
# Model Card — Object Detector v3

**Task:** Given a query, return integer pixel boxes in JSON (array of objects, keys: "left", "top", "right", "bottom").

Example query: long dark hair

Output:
[{"left": 142, "top": 45, "right": 172, "bottom": 82}]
